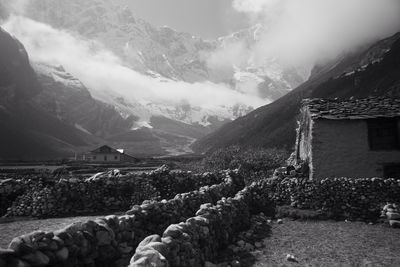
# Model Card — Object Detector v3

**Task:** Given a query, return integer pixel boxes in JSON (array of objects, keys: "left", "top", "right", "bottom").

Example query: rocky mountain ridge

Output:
[
  {"left": 193, "top": 32, "right": 400, "bottom": 153},
  {"left": 1, "top": 0, "right": 307, "bottom": 120}
]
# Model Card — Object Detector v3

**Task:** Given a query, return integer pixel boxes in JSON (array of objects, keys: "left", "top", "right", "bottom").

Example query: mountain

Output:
[
  {"left": 32, "top": 63, "right": 144, "bottom": 140},
  {"left": 0, "top": 27, "right": 220, "bottom": 159},
  {"left": 216, "top": 24, "right": 308, "bottom": 100},
  {"left": 1, "top": 0, "right": 306, "bottom": 118},
  {"left": 16, "top": 0, "right": 307, "bottom": 89},
  {"left": 23, "top": 0, "right": 214, "bottom": 83},
  {"left": 0, "top": 26, "right": 179, "bottom": 159},
  {"left": 0, "top": 27, "right": 93, "bottom": 159},
  {"left": 0, "top": 0, "right": 311, "bottom": 156},
  {"left": 192, "top": 32, "right": 400, "bottom": 153}
]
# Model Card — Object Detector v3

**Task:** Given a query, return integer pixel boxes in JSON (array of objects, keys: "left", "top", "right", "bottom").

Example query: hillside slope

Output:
[
  {"left": 0, "top": 27, "right": 138, "bottom": 159},
  {"left": 0, "top": 27, "right": 89, "bottom": 159},
  {"left": 193, "top": 33, "right": 400, "bottom": 153}
]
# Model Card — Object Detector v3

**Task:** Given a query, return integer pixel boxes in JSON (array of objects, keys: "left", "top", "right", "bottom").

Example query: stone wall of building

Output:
[
  {"left": 311, "top": 119, "right": 400, "bottom": 179},
  {"left": 295, "top": 107, "right": 313, "bottom": 164}
]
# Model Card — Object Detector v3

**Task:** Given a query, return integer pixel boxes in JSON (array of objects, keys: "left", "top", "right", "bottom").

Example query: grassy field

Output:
[{"left": 248, "top": 220, "right": 400, "bottom": 266}]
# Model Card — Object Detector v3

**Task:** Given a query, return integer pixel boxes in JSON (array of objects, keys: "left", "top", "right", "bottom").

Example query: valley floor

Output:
[{"left": 245, "top": 220, "right": 400, "bottom": 267}]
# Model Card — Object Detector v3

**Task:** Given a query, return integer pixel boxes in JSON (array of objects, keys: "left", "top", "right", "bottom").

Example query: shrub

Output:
[{"left": 196, "top": 146, "right": 289, "bottom": 184}]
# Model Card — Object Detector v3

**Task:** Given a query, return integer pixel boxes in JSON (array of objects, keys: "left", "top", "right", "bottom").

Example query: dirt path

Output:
[{"left": 249, "top": 220, "right": 400, "bottom": 266}]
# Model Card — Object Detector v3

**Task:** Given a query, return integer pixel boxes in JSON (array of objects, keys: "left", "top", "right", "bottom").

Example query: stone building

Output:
[
  {"left": 295, "top": 97, "right": 400, "bottom": 179},
  {"left": 85, "top": 145, "right": 138, "bottom": 163}
]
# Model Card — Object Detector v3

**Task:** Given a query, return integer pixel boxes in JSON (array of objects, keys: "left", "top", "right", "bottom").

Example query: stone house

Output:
[
  {"left": 295, "top": 97, "right": 400, "bottom": 179},
  {"left": 86, "top": 145, "right": 138, "bottom": 163}
]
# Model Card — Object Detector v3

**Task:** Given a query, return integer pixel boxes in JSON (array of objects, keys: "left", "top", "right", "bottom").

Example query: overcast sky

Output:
[{"left": 127, "top": 0, "right": 249, "bottom": 39}]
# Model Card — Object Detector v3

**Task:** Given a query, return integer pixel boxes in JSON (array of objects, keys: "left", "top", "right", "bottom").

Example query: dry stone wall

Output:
[
  {"left": 0, "top": 170, "right": 242, "bottom": 267},
  {"left": 0, "top": 179, "right": 26, "bottom": 216},
  {"left": 268, "top": 166, "right": 400, "bottom": 220},
  {"left": 0, "top": 166, "right": 225, "bottom": 218},
  {"left": 128, "top": 180, "right": 274, "bottom": 267}
]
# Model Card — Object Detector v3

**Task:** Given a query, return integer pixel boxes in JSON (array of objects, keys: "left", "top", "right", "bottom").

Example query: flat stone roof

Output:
[{"left": 303, "top": 97, "right": 400, "bottom": 120}]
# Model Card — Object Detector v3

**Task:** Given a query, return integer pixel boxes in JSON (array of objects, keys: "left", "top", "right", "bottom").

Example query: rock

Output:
[
  {"left": 137, "top": 235, "right": 161, "bottom": 249},
  {"left": 230, "top": 260, "right": 241, "bottom": 267},
  {"left": 163, "top": 224, "right": 184, "bottom": 238},
  {"left": 236, "top": 240, "right": 245, "bottom": 247},
  {"left": 22, "top": 251, "right": 50, "bottom": 266},
  {"left": 387, "top": 212, "right": 400, "bottom": 220},
  {"left": 0, "top": 248, "right": 16, "bottom": 257},
  {"left": 286, "top": 254, "right": 298, "bottom": 262},
  {"left": 389, "top": 220, "right": 400, "bottom": 228},
  {"left": 8, "top": 259, "right": 31, "bottom": 267},
  {"left": 254, "top": 242, "right": 263, "bottom": 248},
  {"left": 277, "top": 219, "right": 283, "bottom": 224},
  {"left": 204, "top": 261, "right": 218, "bottom": 267},
  {"left": 55, "top": 247, "right": 69, "bottom": 261},
  {"left": 8, "top": 240, "right": 35, "bottom": 255},
  {"left": 244, "top": 243, "right": 254, "bottom": 252},
  {"left": 98, "top": 245, "right": 117, "bottom": 260},
  {"left": 130, "top": 249, "right": 168, "bottom": 267},
  {"left": 96, "top": 231, "right": 112, "bottom": 245},
  {"left": 31, "top": 232, "right": 45, "bottom": 242},
  {"left": 8, "top": 238, "right": 24, "bottom": 252}
]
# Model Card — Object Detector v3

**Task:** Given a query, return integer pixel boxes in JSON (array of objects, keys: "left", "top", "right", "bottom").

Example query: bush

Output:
[{"left": 183, "top": 146, "right": 288, "bottom": 184}]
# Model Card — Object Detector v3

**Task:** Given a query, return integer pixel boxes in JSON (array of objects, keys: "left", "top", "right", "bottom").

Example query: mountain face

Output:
[
  {"left": 0, "top": 0, "right": 310, "bottom": 157},
  {"left": 23, "top": 0, "right": 215, "bottom": 83},
  {"left": 2, "top": 0, "right": 306, "bottom": 116},
  {"left": 0, "top": 26, "right": 167, "bottom": 159},
  {"left": 0, "top": 27, "right": 38, "bottom": 101},
  {"left": 32, "top": 63, "right": 134, "bottom": 138},
  {"left": 0, "top": 27, "right": 90, "bottom": 159},
  {"left": 17, "top": 0, "right": 306, "bottom": 89},
  {"left": 192, "top": 32, "right": 400, "bottom": 153},
  {"left": 216, "top": 24, "right": 308, "bottom": 100},
  {"left": 0, "top": 27, "right": 218, "bottom": 158}
]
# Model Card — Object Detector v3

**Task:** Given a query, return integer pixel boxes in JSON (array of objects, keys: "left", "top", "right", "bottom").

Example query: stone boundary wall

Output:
[
  {"left": 268, "top": 167, "right": 400, "bottom": 220},
  {"left": 129, "top": 180, "right": 274, "bottom": 267},
  {"left": 0, "top": 167, "right": 225, "bottom": 218},
  {"left": 0, "top": 179, "right": 25, "bottom": 216},
  {"left": 0, "top": 171, "right": 242, "bottom": 267}
]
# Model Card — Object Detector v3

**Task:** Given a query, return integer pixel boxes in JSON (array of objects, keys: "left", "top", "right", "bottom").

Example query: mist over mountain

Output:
[
  {"left": 0, "top": 0, "right": 399, "bottom": 158},
  {"left": 0, "top": 27, "right": 92, "bottom": 159},
  {"left": 193, "top": 32, "right": 400, "bottom": 153}
]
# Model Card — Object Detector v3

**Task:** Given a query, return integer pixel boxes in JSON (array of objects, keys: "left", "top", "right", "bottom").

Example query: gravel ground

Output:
[
  {"left": 250, "top": 220, "right": 400, "bottom": 266},
  {"left": 0, "top": 215, "right": 104, "bottom": 248}
]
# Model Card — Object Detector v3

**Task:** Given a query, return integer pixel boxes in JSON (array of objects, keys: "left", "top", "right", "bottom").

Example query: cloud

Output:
[
  {"left": 223, "top": 0, "right": 400, "bottom": 68},
  {"left": 2, "top": 16, "right": 266, "bottom": 120},
  {"left": 0, "top": 0, "right": 29, "bottom": 15},
  {"left": 207, "top": 41, "right": 250, "bottom": 70},
  {"left": 233, "top": 0, "right": 279, "bottom": 13}
]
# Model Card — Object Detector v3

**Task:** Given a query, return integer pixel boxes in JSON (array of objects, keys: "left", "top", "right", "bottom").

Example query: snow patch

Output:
[{"left": 75, "top": 124, "right": 92, "bottom": 135}]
